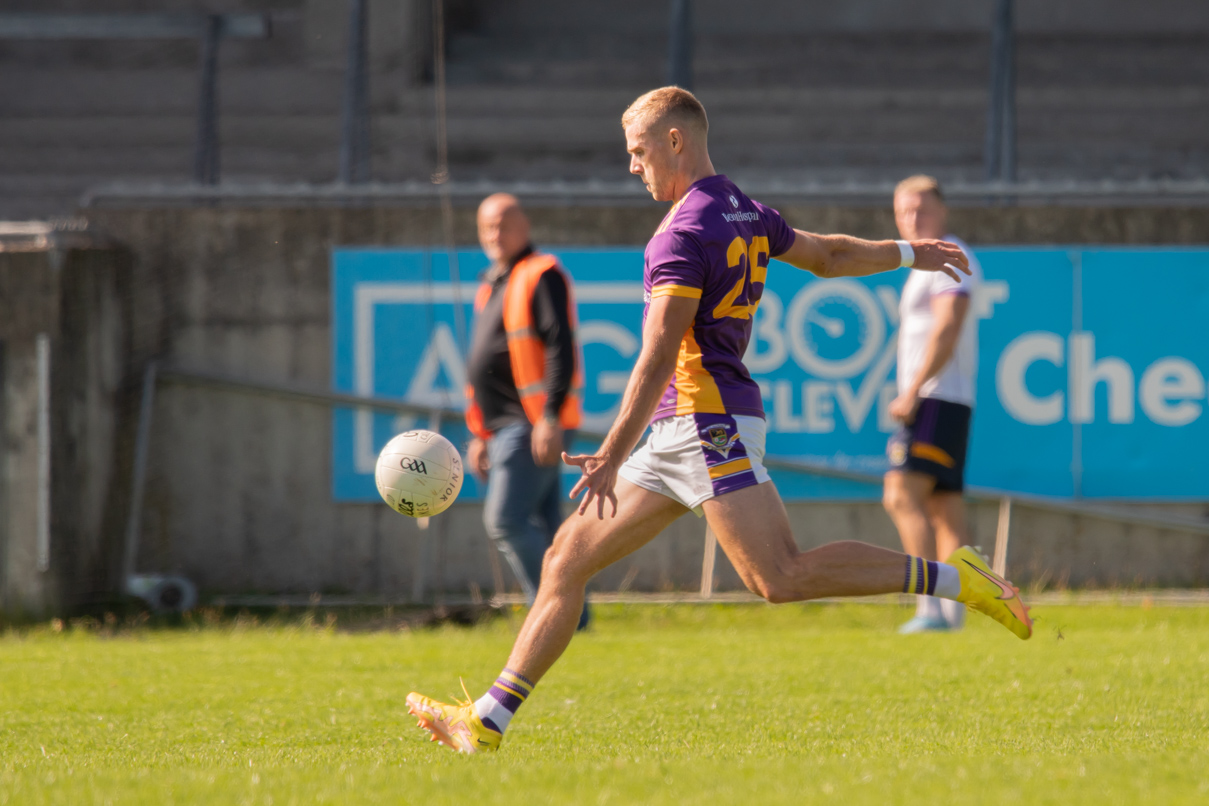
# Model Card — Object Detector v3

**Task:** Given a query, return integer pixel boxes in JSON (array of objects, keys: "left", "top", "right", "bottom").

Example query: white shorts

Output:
[{"left": 619, "top": 413, "right": 771, "bottom": 515}]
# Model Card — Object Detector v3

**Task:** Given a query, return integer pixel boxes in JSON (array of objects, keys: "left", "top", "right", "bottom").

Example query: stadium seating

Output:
[{"left": 1, "top": 0, "right": 1206, "bottom": 218}]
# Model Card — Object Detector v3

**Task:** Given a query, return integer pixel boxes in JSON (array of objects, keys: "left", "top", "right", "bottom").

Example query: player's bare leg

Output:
[
  {"left": 504, "top": 478, "right": 687, "bottom": 681},
  {"left": 883, "top": 470, "right": 938, "bottom": 560},
  {"left": 926, "top": 491, "right": 967, "bottom": 560},
  {"left": 406, "top": 479, "right": 1028, "bottom": 753},
  {"left": 704, "top": 481, "right": 909, "bottom": 602},
  {"left": 406, "top": 478, "right": 685, "bottom": 752},
  {"left": 700, "top": 479, "right": 1028, "bottom": 639},
  {"left": 885, "top": 471, "right": 973, "bottom": 630},
  {"left": 926, "top": 491, "right": 970, "bottom": 627}
]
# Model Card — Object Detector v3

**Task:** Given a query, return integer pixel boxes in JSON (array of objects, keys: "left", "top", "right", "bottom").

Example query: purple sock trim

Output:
[
  {"left": 503, "top": 668, "right": 535, "bottom": 689},
  {"left": 479, "top": 715, "right": 502, "bottom": 733},
  {"left": 488, "top": 685, "right": 524, "bottom": 713},
  {"left": 925, "top": 560, "right": 939, "bottom": 595},
  {"left": 494, "top": 680, "right": 530, "bottom": 701},
  {"left": 903, "top": 557, "right": 912, "bottom": 593}
]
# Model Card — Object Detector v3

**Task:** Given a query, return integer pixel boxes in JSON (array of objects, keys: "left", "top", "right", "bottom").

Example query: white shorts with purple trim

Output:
[{"left": 619, "top": 413, "right": 771, "bottom": 516}]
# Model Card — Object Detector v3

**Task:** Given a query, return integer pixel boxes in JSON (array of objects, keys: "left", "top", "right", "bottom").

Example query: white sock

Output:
[
  {"left": 941, "top": 598, "right": 966, "bottom": 629},
  {"left": 933, "top": 563, "right": 961, "bottom": 599},
  {"left": 474, "top": 693, "right": 514, "bottom": 734},
  {"left": 915, "top": 595, "right": 943, "bottom": 620}
]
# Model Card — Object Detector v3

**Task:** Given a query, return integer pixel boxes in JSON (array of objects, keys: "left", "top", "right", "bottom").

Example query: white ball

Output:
[{"left": 375, "top": 430, "right": 464, "bottom": 518}]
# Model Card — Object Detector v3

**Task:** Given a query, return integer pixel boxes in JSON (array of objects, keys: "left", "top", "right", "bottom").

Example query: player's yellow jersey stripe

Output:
[
  {"left": 651, "top": 284, "right": 703, "bottom": 300},
  {"left": 673, "top": 330, "right": 726, "bottom": 415}
]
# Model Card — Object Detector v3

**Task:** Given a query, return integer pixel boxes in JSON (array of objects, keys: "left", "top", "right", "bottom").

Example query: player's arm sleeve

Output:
[
  {"left": 754, "top": 201, "right": 797, "bottom": 258},
  {"left": 532, "top": 269, "right": 576, "bottom": 419},
  {"left": 647, "top": 230, "right": 707, "bottom": 300},
  {"left": 930, "top": 252, "right": 975, "bottom": 297}
]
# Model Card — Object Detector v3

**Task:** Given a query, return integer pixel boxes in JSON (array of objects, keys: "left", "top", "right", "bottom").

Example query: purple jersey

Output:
[{"left": 644, "top": 175, "right": 796, "bottom": 422}]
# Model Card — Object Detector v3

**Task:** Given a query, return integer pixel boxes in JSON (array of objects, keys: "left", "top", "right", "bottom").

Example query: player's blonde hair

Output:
[
  {"left": 621, "top": 86, "right": 708, "bottom": 137},
  {"left": 895, "top": 174, "right": 945, "bottom": 202}
]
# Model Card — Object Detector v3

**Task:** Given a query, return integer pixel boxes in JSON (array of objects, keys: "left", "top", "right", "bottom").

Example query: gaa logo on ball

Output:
[{"left": 375, "top": 430, "right": 463, "bottom": 518}]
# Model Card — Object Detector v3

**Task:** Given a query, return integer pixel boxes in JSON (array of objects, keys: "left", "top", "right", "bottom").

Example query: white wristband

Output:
[{"left": 896, "top": 240, "right": 915, "bottom": 268}]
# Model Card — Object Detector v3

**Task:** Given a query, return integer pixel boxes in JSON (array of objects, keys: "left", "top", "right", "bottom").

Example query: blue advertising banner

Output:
[{"left": 332, "top": 247, "right": 1209, "bottom": 502}]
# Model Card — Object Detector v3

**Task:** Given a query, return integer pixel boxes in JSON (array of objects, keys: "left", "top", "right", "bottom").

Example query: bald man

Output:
[{"left": 465, "top": 194, "right": 589, "bottom": 631}]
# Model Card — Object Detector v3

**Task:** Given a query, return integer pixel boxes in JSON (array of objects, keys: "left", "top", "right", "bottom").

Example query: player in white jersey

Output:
[{"left": 884, "top": 175, "right": 983, "bottom": 633}]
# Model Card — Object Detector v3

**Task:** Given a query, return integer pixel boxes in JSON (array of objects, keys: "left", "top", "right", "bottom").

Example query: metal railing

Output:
[
  {"left": 0, "top": 12, "right": 272, "bottom": 186},
  {"left": 80, "top": 176, "right": 1209, "bottom": 209},
  {"left": 125, "top": 364, "right": 1209, "bottom": 605}
]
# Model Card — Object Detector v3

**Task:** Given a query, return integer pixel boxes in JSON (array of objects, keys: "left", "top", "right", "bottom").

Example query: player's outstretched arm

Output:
[
  {"left": 562, "top": 294, "right": 698, "bottom": 518},
  {"left": 777, "top": 229, "right": 969, "bottom": 282}
]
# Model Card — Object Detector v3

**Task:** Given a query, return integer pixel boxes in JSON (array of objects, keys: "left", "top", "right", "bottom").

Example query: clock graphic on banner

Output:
[{"left": 786, "top": 279, "right": 886, "bottom": 379}]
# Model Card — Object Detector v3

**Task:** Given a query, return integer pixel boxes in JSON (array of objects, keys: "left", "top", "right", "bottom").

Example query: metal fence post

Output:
[
  {"left": 36, "top": 334, "right": 51, "bottom": 573},
  {"left": 122, "top": 362, "right": 159, "bottom": 583},
  {"left": 699, "top": 524, "right": 717, "bottom": 598},
  {"left": 339, "top": 0, "right": 371, "bottom": 184},
  {"left": 667, "top": 0, "right": 693, "bottom": 90},
  {"left": 992, "top": 497, "right": 1013, "bottom": 577},
  {"left": 985, "top": 0, "right": 1016, "bottom": 182},
  {"left": 193, "top": 14, "right": 221, "bottom": 185}
]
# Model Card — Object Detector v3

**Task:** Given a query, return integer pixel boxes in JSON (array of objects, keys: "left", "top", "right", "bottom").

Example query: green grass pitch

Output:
[{"left": 2, "top": 603, "right": 1208, "bottom": 805}]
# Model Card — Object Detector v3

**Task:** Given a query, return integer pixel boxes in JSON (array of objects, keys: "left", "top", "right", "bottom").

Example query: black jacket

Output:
[{"left": 466, "top": 247, "right": 576, "bottom": 434}]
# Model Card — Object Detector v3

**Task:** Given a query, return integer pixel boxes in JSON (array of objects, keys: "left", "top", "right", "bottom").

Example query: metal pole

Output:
[
  {"left": 122, "top": 362, "right": 159, "bottom": 584},
  {"left": 992, "top": 497, "right": 1012, "bottom": 577},
  {"left": 1070, "top": 250, "right": 1083, "bottom": 498},
  {"left": 999, "top": 0, "right": 1017, "bottom": 182},
  {"left": 667, "top": 0, "right": 693, "bottom": 90},
  {"left": 151, "top": 364, "right": 1209, "bottom": 536},
  {"left": 193, "top": 14, "right": 221, "bottom": 185},
  {"left": 35, "top": 334, "right": 51, "bottom": 573},
  {"left": 699, "top": 524, "right": 717, "bottom": 597},
  {"left": 339, "top": 0, "right": 370, "bottom": 184},
  {"left": 984, "top": 0, "right": 1012, "bottom": 181},
  {"left": 430, "top": 0, "right": 469, "bottom": 356},
  {"left": 416, "top": 408, "right": 441, "bottom": 531}
]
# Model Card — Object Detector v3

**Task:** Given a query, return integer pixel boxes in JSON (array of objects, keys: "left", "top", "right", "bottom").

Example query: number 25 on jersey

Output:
[{"left": 712, "top": 235, "right": 770, "bottom": 320}]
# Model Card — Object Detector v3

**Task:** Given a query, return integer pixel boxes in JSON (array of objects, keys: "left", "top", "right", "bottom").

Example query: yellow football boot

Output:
[
  {"left": 406, "top": 688, "right": 502, "bottom": 754},
  {"left": 947, "top": 546, "right": 1033, "bottom": 640}
]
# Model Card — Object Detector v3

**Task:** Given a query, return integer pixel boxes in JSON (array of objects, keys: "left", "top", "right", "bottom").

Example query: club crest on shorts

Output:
[
  {"left": 700, "top": 424, "right": 742, "bottom": 459},
  {"left": 889, "top": 441, "right": 908, "bottom": 467}
]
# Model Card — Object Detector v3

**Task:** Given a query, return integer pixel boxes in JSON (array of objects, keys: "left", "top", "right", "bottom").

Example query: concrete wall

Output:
[
  {"left": 68, "top": 202, "right": 1209, "bottom": 604},
  {"left": 0, "top": 235, "right": 133, "bottom": 619}
]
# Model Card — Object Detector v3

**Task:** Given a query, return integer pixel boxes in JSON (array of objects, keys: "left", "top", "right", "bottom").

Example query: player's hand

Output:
[
  {"left": 889, "top": 390, "right": 921, "bottom": 425},
  {"left": 562, "top": 451, "right": 620, "bottom": 519},
  {"left": 467, "top": 437, "right": 491, "bottom": 482},
  {"left": 531, "top": 417, "right": 564, "bottom": 467},
  {"left": 910, "top": 239, "right": 970, "bottom": 283}
]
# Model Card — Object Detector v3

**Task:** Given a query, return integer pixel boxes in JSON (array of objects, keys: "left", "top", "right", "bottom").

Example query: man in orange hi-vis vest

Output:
[{"left": 465, "top": 193, "right": 589, "bottom": 630}]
